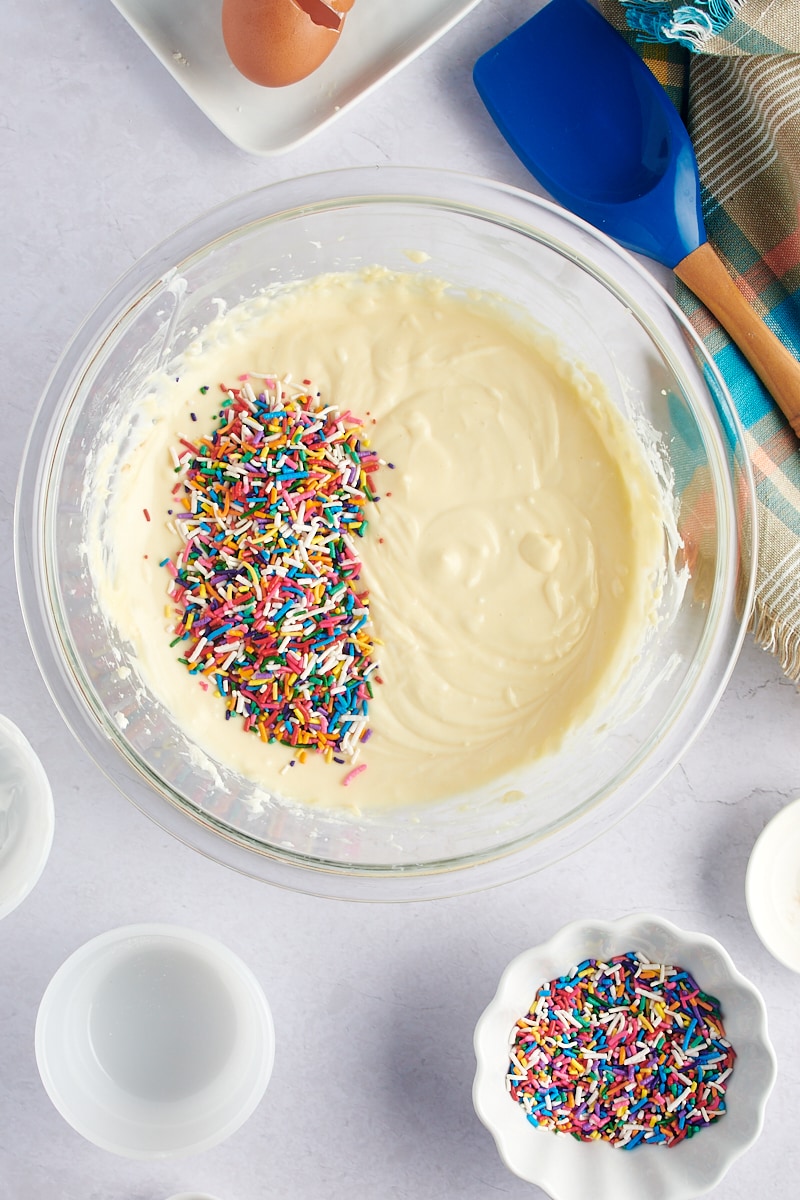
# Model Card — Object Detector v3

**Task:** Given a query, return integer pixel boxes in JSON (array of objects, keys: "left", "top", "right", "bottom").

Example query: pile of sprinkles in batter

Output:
[
  {"left": 508, "top": 951, "right": 736, "bottom": 1149},
  {"left": 161, "top": 373, "right": 385, "bottom": 779}
]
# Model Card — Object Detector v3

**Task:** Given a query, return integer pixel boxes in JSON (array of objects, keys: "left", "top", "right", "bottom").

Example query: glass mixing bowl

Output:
[{"left": 15, "top": 168, "right": 755, "bottom": 900}]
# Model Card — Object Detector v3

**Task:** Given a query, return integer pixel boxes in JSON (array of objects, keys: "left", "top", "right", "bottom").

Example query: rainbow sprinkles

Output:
[
  {"left": 161, "top": 374, "right": 384, "bottom": 781},
  {"left": 508, "top": 951, "right": 736, "bottom": 1148}
]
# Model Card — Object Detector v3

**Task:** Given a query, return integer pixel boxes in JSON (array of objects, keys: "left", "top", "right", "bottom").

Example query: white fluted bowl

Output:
[{"left": 473, "top": 914, "right": 776, "bottom": 1200}]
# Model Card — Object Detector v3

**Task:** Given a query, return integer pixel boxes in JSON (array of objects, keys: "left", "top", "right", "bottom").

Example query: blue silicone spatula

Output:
[{"left": 474, "top": 0, "right": 800, "bottom": 436}]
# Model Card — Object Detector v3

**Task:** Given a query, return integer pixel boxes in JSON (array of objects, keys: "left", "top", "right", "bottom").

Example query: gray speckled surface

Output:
[{"left": 2, "top": 3, "right": 798, "bottom": 1197}]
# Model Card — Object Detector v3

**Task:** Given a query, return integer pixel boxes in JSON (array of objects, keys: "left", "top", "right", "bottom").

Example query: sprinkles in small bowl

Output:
[{"left": 507, "top": 951, "right": 735, "bottom": 1149}]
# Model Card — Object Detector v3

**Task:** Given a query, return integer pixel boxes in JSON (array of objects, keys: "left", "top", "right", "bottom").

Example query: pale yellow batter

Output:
[{"left": 94, "top": 270, "right": 667, "bottom": 811}]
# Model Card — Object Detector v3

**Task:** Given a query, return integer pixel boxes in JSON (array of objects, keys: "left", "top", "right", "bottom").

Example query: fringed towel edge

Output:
[
  {"left": 751, "top": 598, "right": 800, "bottom": 683},
  {"left": 620, "top": 0, "right": 748, "bottom": 51}
]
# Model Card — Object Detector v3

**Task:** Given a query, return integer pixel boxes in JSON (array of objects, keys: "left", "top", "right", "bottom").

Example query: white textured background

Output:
[{"left": 2, "top": 3, "right": 799, "bottom": 1198}]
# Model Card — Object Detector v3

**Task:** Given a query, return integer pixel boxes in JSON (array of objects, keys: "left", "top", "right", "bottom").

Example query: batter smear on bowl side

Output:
[{"left": 94, "top": 269, "right": 669, "bottom": 811}]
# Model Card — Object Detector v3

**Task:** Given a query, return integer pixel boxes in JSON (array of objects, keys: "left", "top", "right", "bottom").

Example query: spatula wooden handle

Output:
[{"left": 674, "top": 242, "right": 800, "bottom": 439}]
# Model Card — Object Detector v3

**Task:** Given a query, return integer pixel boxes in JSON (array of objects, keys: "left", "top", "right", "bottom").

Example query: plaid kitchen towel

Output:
[{"left": 598, "top": 0, "right": 800, "bottom": 679}]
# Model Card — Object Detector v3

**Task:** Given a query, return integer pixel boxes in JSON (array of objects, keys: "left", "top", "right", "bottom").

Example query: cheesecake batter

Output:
[{"left": 93, "top": 269, "right": 668, "bottom": 811}]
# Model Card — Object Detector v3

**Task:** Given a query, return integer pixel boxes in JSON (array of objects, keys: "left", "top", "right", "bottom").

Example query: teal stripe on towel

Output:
[{"left": 620, "top": 0, "right": 746, "bottom": 50}]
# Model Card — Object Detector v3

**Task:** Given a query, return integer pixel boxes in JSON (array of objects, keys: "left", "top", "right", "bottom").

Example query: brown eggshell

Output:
[{"left": 222, "top": 0, "right": 353, "bottom": 88}]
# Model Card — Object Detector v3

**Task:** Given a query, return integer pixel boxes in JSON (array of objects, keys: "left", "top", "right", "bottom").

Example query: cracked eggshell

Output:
[{"left": 222, "top": 0, "right": 355, "bottom": 88}]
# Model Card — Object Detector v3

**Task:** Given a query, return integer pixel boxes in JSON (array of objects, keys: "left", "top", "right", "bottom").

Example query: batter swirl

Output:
[{"left": 95, "top": 270, "right": 667, "bottom": 810}]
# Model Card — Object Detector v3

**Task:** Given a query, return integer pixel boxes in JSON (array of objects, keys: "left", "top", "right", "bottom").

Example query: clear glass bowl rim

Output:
[{"left": 14, "top": 166, "right": 757, "bottom": 901}]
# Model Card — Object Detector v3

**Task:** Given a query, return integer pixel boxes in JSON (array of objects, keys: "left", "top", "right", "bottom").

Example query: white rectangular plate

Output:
[{"left": 110, "top": 0, "right": 484, "bottom": 156}]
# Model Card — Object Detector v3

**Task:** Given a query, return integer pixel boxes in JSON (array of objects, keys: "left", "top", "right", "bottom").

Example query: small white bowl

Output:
[
  {"left": 0, "top": 713, "right": 54, "bottom": 920},
  {"left": 165, "top": 1194, "right": 224, "bottom": 1199},
  {"left": 36, "top": 924, "right": 275, "bottom": 1158},
  {"left": 473, "top": 914, "right": 776, "bottom": 1200},
  {"left": 746, "top": 795, "right": 800, "bottom": 972}
]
